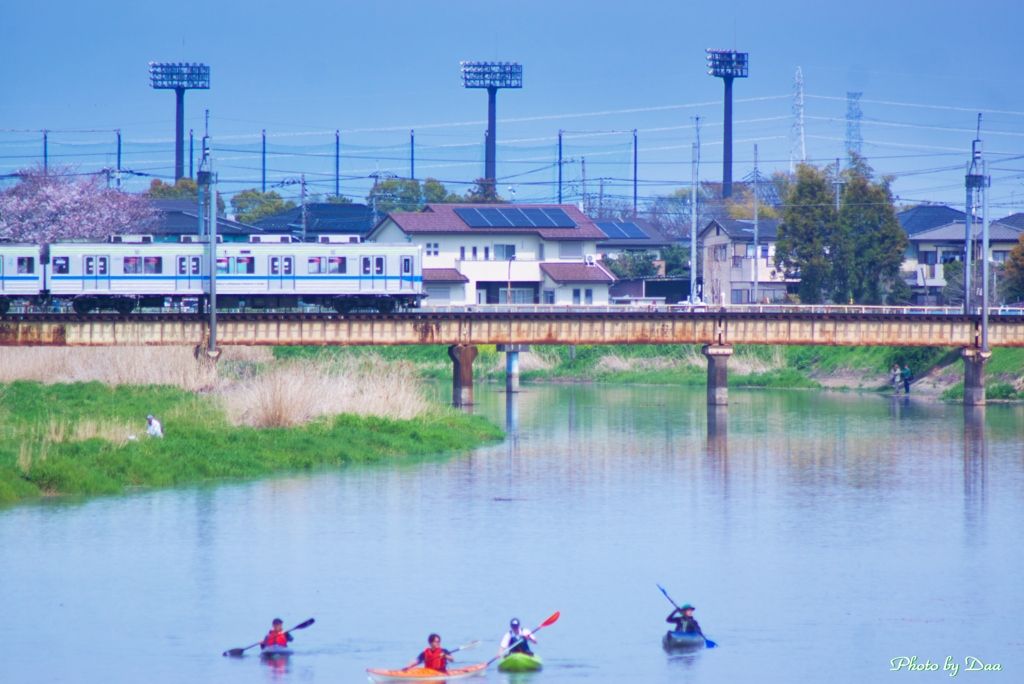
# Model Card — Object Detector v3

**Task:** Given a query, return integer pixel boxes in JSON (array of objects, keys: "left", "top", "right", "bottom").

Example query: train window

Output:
[
  {"left": 216, "top": 258, "right": 229, "bottom": 275},
  {"left": 361, "top": 257, "right": 371, "bottom": 275},
  {"left": 374, "top": 257, "right": 384, "bottom": 275},
  {"left": 308, "top": 257, "right": 324, "bottom": 274},
  {"left": 97, "top": 257, "right": 108, "bottom": 275},
  {"left": 123, "top": 257, "right": 142, "bottom": 275},
  {"left": 269, "top": 257, "right": 280, "bottom": 275},
  {"left": 177, "top": 258, "right": 188, "bottom": 275},
  {"left": 282, "top": 257, "right": 293, "bottom": 275},
  {"left": 144, "top": 257, "right": 162, "bottom": 274},
  {"left": 233, "top": 257, "right": 255, "bottom": 274},
  {"left": 52, "top": 257, "right": 69, "bottom": 274},
  {"left": 402, "top": 257, "right": 412, "bottom": 274},
  {"left": 328, "top": 257, "right": 346, "bottom": 274},
  {"left": 190, "top": 257, "right": 201, "bottom": 275},
  {"left": 17, "top": 257, "right": 35, "bottom": 274}
]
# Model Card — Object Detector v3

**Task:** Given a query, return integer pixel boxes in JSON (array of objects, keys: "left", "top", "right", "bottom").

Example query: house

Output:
[
  {"left": 897, "top": 204, "right": 966, "bottom": 236},
  {"left": 903, "top": 220, "right": 1024, "bottom": 304},
  {"left": 699, "top": 218, "right": 790, "bottom": 305},
  {"left": 593, "top": 218, "right": 674, "bottom": 260},
  {"left": 367, "top": 204, "right": 616, "bottom": 305},
  {"left": 118, "top": 199, "right": 262, "bottom": 243},
  {"left": 253, "top": 203, "right": 375, "bottom": 243}
]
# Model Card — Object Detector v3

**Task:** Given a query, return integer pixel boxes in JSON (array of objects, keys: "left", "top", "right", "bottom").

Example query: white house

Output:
[
  {"left": 699, "top": 218, "right": 791, "bottom": 304},
  {"left": 367, "top": 204, "right": 616, "bottom": 305}
]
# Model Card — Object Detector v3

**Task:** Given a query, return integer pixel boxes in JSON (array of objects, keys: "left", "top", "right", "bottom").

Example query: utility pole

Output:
[
  {"left": 632, "top": 129, "right": 638, "bottom": 216},
  {"left": 690, "top": 142, "right": 699, "bottom": 304},
  {"left": 753, "top": 144, "right": 759, "bottom": 305},
  {"left": 43, "top": 131, "right": 48, "bottom": 174},
  {"left": 581, "top": 156, "right": 587, "bottom": 213},
  {"left": 410, "top": 129, "right": 415, "bottom": 180},
  {"left": 208, "top": 158, "right": 218, "bottom": 356},
  {"left": 965, "top": 115, "right": 987, "bottom": 317},
  {"left": 557, "top": 130, "right": 563, "bottom": 203},
  {"left": 189, "top": 129, "right": 194, "bottom": 179},
  {"left": 982, "top": 158, "right": 990, "bottom": 351},
  {"left": 261, "top": 129, "right": 266, "bottom": 192},
  {"left": 301, "top": 174, "right": 308, "bottom": 242},
  {"left": 335, "top": 130, "right": 340, "bottom": 198},
  {"left": 116, "top": 130, "right": 122, "bottom": 188}
]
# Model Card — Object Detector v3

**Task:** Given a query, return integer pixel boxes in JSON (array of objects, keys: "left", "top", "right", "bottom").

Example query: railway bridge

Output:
[{"left": 2, "top": 306, "right": 1023, "bottom": 406}]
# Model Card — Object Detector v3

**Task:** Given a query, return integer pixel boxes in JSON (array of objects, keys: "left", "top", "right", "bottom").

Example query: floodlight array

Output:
[
  {"left": 705, "top": 50, "right": 748, "bottom": 79},
  {"left": 461, "top": 62, "right": 523, "bottom": 89},
  {"left": 149, "top": 62, "right": 211, "bottom": 90}
]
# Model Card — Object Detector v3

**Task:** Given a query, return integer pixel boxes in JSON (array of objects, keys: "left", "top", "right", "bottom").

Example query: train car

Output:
[
  {"left": 0, "top": 244, "right": 44, "bottom": 314},
  {"left": 40, "top": 240, "right": 423, "bottom": 314}
]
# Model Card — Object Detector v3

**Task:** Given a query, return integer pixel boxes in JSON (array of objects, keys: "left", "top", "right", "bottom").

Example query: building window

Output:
[
  {"left": 495, "top": 244, "right": 516, "bottom": 260},
  {"left": 919, "top": 251, "right": 937, "bottom": 265},
  {"left": 472, "top": 246, "right": 478, "bottom": 260},
  {"left": 714, "top": 245, "right": 728, "bottom": 261},
  {"left": 459, "top": 246, "right": 465, "bottom": 260},
  {"left": 760, "top": 244, "right": 769, "bottom": 258},
  {"left": 585, "top": 288, "right": 593, "bottom": 305},
  {"left": 52, "top": 257, "right": 69, "bottom": 274},
  {"left": 484, "top": 246, "right": 490, "bottom": 260},
  {"left": 539, "top": 243, "right": 545, "bottom": 261},
  {"left": 425, "top": 243, "right": 439, "bottom": 256},
  {"left": 732, "top": 256, "right": 743, "bottom": 267},
  {"left": 572, "top": 288, "right": 581, "bottom": 305},
  {"left": 543, "top": 289, "right": 555, "bottom": 304},
  {"left": 731, "top": 289, "right": 745, "bottom": 304},
  {"left": 993, "top": 251, "right": 1010, "bottom": 263},
  {"left": 559, "top": 242, "right": 583, "bottom": 259}
]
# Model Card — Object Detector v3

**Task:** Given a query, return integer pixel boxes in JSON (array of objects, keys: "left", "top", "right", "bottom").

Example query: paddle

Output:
[
  {"left": 398, "top": 639, "right": 481, "bottom": 672},
  {"left": 486, "top": 611, "right": 561, "bottom": 666},
  {"left": 657, "top": 585, "right": 717, "bottom": 648},
  {"left": 222, "top": 618, "right": 316, "bottom": 657}
]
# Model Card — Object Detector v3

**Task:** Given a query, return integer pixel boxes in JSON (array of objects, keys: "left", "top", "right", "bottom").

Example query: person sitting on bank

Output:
[
  {"left": 261, "top": 618, "right": 294, "bottom": 650},
  {"left": 667, "top": 604, "right": 704, "bottom": 636},
  {"left": 497, "top": 618, "right": 537, "bottom": 658},
  {"left": 406, "top": 634, "right": 453, "bottom": 672},
  {"left": 146, "top": 414, "right": 163, "bottom": 438}
]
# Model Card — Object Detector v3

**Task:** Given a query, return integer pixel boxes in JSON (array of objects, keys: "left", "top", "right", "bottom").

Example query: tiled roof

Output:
[
  {"left": 999, "top": 212, "right": 1024, "bottom": 229},
  {"left": 699, "top": 218, "right": 781, "bottom": 241},
  {"left": 897, "top": 205, "right": 966, "bottom": 235},
  {"left": 595, "top": 217, "right": 674, "bottom": 247},
  {"left": 374, "top": 203, "right": 607, "bottom": 240},
  {"left": 422, "top": 268, "right": 469, "bottom": 283},
  {"left": 909, "top": 221, "right": 1024, "bottom": 243},
  {"left": 254, "top": 203, "right": 375, "bottom": 235},
  {"left": 150, "top": 200, "right": 259, "bottom": 237},
  {"left": 540, "top": 262, "right": 616, "bottom": 283}
]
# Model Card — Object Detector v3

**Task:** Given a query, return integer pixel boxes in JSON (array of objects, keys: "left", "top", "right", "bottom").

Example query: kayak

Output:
[
  {"left": 366, "top": 663, "right": 488, "bottom": 682},
  {"left": 498, "top": 652, "right": 543, "bottom": 672},
  {"left": 260, "top": 645, "right": 293, "bottom": 657},
  {"left": 662, "top": 630, "right": 706, "bottom": 650}
]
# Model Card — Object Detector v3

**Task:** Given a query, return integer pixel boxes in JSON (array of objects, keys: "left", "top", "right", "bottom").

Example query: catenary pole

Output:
[
  {"left": 208, "top": 157, "right": 217, "bottom": 355},
  {"left": 690, "top": 143, "right": 698, "bottom": 304},
  {"left": 982, "top": 158, "right": 990, "bottom": 352},
  {"left": 964, "top": 165, "right": 974, "bottom": 314},
  {"left": 633, "top": 129, "right": 638, "bottom": 216},
  {"left": 335, "top": 130, "right": 340, "bottom": 197},
  {"left": 261, "top": 129, "right": 266, "bottom": 193},
  {"left": 558, "top": 130, "right": 563, "bottom": 204},
  {"left": 753, "top": 144, "right": 759, "bottom": 304}
]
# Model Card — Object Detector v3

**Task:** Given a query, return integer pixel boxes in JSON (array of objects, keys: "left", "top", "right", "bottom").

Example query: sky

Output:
[{"left": 2, "top": 0, "right": 1023, "bottom": 214}]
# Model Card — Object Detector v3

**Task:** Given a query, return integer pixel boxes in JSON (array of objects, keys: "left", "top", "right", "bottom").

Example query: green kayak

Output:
[{"left": 498, "top": 652, "right": 543, "bottom": 672}]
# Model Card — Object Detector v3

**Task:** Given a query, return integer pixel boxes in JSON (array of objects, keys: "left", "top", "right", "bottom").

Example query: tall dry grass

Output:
[
  {"left": 12, "top": 416, "right": 143, "bottom": 473},
  {"left": 0, "top": 346, "right": 272, "bottom": 391},
  {"left": 222, "top": 356, "right": 431, "bottom": 427}
]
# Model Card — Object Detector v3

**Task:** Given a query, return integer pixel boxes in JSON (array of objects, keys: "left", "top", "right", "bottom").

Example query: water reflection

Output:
[
  {"left": 963, "top": 406, "right": 987, "bottom": 541},
  {"left": 705, "top": 405, "right": 729, "bottom": 495}
]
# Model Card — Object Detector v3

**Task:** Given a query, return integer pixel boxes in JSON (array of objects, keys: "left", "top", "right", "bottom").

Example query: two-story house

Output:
[
  {"left": 367, "top": 204, "right": 616, "bottom": 305},
  {"left": 699, "top": 218, "right": 790, "bottom": 304}
]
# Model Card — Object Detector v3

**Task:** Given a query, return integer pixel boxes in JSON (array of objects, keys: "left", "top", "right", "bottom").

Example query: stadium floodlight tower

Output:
[
  {"left": 706, "top": 49, "right": 748, "bottom": 199},
  {"left": 149, "top": 62, "right": 210, "bottom": 181},
  {"left": 461, "top": 61, "right": 522, "bottom": 188}
]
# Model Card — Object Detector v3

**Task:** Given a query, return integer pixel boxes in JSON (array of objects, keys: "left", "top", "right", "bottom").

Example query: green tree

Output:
[
  {"left": 145, "top": 178, "right": 225, "bottom": 214},
  {"left": 230, "top": 189, "right": 296, "bottom": 224},
  {"left": 661, "top": 244, "right": 690, "bottom": 277},
  {"left": 775, "top": 163, "right": 838, "bottom": 304},
  {"left": 887, "top": 273, "right": 914, "bottom": 305},
  {"left": 838, "top": 156, "right": 907, "bottom": 304},
  {"left": 423, "top": 178, "right": 460, "bottom": 203},
  {"left": 326, "top": 194, "right": 352, "bottom": 204},
  {"left": 366, "top": 177, "right": 458, "bottom": 213},
  {"left": 1003, "top": 234, "right": 1024, "bottom": 303},
  {"left": 604, "top": 251, "right": 658, "bottom": 279},
  {"left": 464, "top": 179, "right": 504, "bottom": 203}
]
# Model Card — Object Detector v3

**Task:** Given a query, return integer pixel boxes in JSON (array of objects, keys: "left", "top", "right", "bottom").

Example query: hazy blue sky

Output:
[{"left": 2, "top": 0, "right": 1023, "bottom": 211}]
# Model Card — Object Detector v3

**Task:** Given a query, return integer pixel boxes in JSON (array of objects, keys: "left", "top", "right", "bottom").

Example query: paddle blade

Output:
[
  {"left": 705, "top": 639, "right": 718, "bottom": 648},
  {"left": 460, "top": 639, "right": 481, "bottom": 651},
  {"left": 223, "top": 648, "right": 245, "bottom": 657},
  {"left": 538, "top": 611, "right": 560, "bottom": 629},
  {"left": 289, "top": 618, "right": 315, "bottom": 632}
]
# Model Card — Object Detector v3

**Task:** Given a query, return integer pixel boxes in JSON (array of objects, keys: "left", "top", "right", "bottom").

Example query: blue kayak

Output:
[{"left": 662, "top": 630, "right": 705, "bottom": 650}]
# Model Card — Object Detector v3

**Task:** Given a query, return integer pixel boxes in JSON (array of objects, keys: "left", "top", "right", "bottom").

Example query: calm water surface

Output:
[{"left": 3, "top": 385, "right": 1023, "bottom": 683}]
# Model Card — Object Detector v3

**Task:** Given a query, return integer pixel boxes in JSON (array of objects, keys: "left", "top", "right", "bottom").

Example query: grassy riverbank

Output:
[
  {"left": 275, "top": 344, "right": 1024, "bottom": 399},
  {"left": 0, "top": 348, "right": 504, "bottom": 506}
]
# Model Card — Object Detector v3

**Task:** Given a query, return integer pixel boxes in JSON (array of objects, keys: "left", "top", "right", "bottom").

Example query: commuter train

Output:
[{"left": 0, "top": 240, "right": 424, "bottom": 315}]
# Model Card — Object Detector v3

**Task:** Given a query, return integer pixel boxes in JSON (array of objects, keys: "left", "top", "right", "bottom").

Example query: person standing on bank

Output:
[
  {"left": 901, "top": 364, "right": 913, "bottom": 394},
  {"left": 146, "top": 414, "right": 163, "bottom": 438},
  {"left": 891, "top": 364, "right": 902, "bottom": 395}
]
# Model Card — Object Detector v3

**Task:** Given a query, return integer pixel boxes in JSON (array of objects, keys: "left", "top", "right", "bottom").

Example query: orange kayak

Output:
[{"left": 366, "top": 663, "right": 488, "bottom": 682}]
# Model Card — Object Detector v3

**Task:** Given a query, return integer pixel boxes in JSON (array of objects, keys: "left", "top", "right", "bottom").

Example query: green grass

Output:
[{"left": 0, "top": 381, "right": 504, "bottom": 506}]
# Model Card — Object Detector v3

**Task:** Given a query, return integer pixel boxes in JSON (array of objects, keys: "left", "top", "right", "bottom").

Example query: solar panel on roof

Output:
[
  {"left": 520, "top": 207, "right": 555, "bottom": 227},
  {"left": 618, "top": 222, "right": 649, "bottom": 239},
  {"left": 595, "top": 221, "right": 628, "bottom": 239},
  {"left": 478, "top": 207, "right": 514, "bottom": 227},
  {"left": 498, "top": 207, "right": 531, "bottom": 226},
  {"left": 541, "top": 208, "right": 577, "bottom": 227},
  {"left": 454, "top": 207, "right": 489, "bottom": 227}
]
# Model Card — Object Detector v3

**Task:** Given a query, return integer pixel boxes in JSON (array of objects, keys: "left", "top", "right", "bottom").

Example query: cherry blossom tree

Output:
[{"left": 0, "top": 165, "right": 155, "bottom": 244}]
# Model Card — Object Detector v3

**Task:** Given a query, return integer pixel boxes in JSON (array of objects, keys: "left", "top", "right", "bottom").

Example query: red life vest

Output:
[
  {"left": 422, "top": 647, "right": 447, "bottom": 671},
  {"left": 265, "top": 630, "right": 288, "bottom": 647}
]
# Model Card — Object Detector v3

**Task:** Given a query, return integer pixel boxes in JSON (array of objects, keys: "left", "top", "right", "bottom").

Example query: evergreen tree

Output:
[
  {"left": 775, "top": 163, "right": 838, "bottom": 304},
  {"left": 1003, "top": 234, "right": 1024, "bottom": 303},
  {"left": 230, "top": 189, "right": 296, "bottom": 224}
]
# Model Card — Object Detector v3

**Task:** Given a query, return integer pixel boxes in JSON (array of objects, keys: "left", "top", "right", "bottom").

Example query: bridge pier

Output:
[
  {"left": 961, "top": 348, "right": 992, "bottom": 406},
  {"left": 497, "top": 344, "right": 529, "bottom": 393},
  {"left": 702, "top": 344, "right": 734, "bottom": 405},
  {"left": 448, "top": 344, "right": 478, "bottom": 408}
]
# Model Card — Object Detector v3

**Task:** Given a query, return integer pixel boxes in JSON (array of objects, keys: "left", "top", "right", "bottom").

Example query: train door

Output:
[
  {"left": 269, "top": 255, "right": 295, "bottom": 291},
  {"left": 400, "top": 255, "right": 414, "bottom": 291},
  {"left": 366, "top": 255, "right": 386, "bottom": 292},
  {"left": 359, "top": 256, "right": 373, "bottom": 292},
  {"left": 83, "top": 255, "right": 110, "bottom": 291},
  {"left": 176, "top": 256, "right": 201, "bottom": 291}
]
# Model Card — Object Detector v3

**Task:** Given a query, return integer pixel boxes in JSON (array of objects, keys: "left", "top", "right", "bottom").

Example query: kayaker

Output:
[
  {"left": 261, "top": 619, "right": 294, "bottom": 650},
  {"left": 498, "top": 618, "right": 537, "bottom": 657},
  {"left": 406, "top": 634, "right": 453, "bottom": 672},
  {"left": 666, "top": 604, "right": 704, "bottom": 636}
]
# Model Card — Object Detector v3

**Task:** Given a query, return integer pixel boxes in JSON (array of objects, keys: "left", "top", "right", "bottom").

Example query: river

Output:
[{"left": 2, "top": 385, "right": 1023, "bottom": 683}]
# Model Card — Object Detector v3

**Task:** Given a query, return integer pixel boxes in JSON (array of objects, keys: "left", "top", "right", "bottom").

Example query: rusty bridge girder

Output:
[{"left": 1, "top": 312, "right": 1023, "bottom": 348}]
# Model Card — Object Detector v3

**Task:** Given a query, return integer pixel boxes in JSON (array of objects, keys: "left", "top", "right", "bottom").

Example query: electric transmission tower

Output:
[
  {"left": 789, "top": 67, "right": 806, "bottom": 173},
  {"left": 845, "top": 92, "right": 863, "bottom": 159}
]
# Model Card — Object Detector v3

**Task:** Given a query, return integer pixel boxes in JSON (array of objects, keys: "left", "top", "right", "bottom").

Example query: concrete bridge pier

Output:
[
  {"left": 497, "top": 344, "right": 529, "bottom": 393},
  {"left": 702, "top": 344, "right": 734, "bottom": 405},
  {"left": 448, "top": 344, "right": 478, "bottom": 409},
  {"left": 961, "top": 348, "right": 992, "bottom": 406}
]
